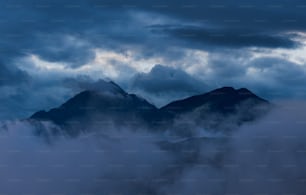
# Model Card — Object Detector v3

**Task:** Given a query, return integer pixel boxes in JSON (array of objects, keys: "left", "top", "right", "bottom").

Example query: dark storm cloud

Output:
[
  {"left": 0, "top": 0, "right": 305, "bottom": 70},
  {"left": 150, "top": 25, "right": 299, "bottom": 49},
  {"left": 30, "top": 34, "right": 96, "bottom": 68},
  {"left": 0, "top": 1, "right": 121, "bottom": 67},
  {"left": 139, "top": 0, "right": 306, "bottom": 32},
  {"left": 108, "top": 0, "right": 306, "bottom": 50}
]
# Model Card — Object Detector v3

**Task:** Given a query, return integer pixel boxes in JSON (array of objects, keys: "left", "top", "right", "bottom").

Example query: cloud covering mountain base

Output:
[{"left": 0, "top": 101, "right": 306, "bottom": 194}]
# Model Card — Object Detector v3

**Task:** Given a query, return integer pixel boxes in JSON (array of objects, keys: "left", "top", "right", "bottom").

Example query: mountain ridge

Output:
[
  {"left": 161, "top": 86, "right": 268, "bottom": 114},
  {"left": 30, "top": 81, "right": 270, "bottom": 131}
]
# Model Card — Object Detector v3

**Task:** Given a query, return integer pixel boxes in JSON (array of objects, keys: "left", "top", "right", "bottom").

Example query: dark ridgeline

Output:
[
  {"left": 30, "top": 81, "right": 270, "bottom": 133},
  {"left": 31, "top": 81, "right": 164, "bottom": 130},
  {"left": 161, "top": 87, "right": 268, "bottom": 114}
]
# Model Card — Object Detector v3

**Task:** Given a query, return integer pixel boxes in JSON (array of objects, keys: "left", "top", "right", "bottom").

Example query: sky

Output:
[
  {"left": 1, "top": 2, "right": 306, "bottom": 194},
  {"left": 1, "top": 0, "right": 306, "bottom": 119}
]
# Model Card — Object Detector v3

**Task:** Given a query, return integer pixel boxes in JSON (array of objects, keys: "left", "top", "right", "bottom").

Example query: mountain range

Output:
[{"left": 30, "top": 80, "right": 270, "bottom": 134}]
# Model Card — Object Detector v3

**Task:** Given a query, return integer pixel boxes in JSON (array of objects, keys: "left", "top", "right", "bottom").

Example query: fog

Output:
[
  {"left": 0, "top": 101, "right": 306, "bottom": 194},
  {"left": 162, "top": 101, "right": 306, "bottom": 194},
  {"left": 0, "top": 121, "right": 173, "bottom": 194}
]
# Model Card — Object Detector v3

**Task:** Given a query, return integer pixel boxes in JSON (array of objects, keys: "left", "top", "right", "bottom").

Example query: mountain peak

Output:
[
  {"left": 237, "top": 88, "right": 253, "bottom": 95},
  {"left": 161, "top": 86, "right": 269, "bottom": 114},
  {"left": 30, "top": 84, "right": 270, "bottom": 131},
  {"left": 73, "top": 79, "right": 127, "bottom": 97},
  {"left": 90, "top": 80, "right": 127, "bottom": 96},
  {"left": 210, "top": 86, "right": 235, "bottom": 94},
  {"left": 30, "top": 80, "right": 159, "bottom": 126}
]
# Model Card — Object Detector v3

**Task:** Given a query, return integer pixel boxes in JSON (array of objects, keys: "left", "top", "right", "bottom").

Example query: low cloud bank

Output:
[{"left": 0, "top": 101, "right": 306, "bottom": 194}]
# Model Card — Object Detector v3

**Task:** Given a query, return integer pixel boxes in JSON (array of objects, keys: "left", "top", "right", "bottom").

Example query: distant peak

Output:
[
  {"left": 211, "top": 86, "right": 235, "bottom": 94},
  {"left": 150, "top": 64, "right": 177, "bottom": 75},
  {"left": 108, "top": 80, "right": 119, "bottom": 86},
  {"left": 79, "top": 79, "right": 127, "bottom": 97},
  {"left": 206, "top": 87, "right": 264, "bottom": 100},
  {"left": 237, "top": 88, "right": 253, "bottom": 95},
  {"left": 218, "top": 86, "right": 235, "bottom": 91},
  {"left": 76, "top": 90, "right": 96, "bottom": 96},
  {"left": 211, "top": 87, "right": 256, "bottom": 94}
]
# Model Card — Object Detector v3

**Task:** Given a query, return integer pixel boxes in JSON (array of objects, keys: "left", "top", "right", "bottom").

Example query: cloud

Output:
[
  {"left": 0, "top": 75, "right": 75, "bottom": 120},
  {"left": 31, "top": 34, "right": 96, "bottom": 68},
  {"left": 0, "top": 0, "right": 306, "bottom": 192},
  {"left": 1, "top": 0, "right": 305, "bottom": 70},
  {"left": 0, "top": 1, "right": 150, "bottom": 70},
  {"left": 242, "top": 57, "right": 306, "bottom": 99},
  {"left": 159, "top": 101, "right": 306, "bottom": 194},
  {"left": 150, "top": 25, "right": 299, "bottom": 49},
  {"left": 0, "top": 62, "right": 28, "bottom": 86},
  {"left": 181, "top": 51, "right": 306, "bottom": 100},
  {"left": 0, "top": 120, "right": 174, "bottom": 194},
  {"left": 1, "top": 0, "right": 306, "bottom": 120},
  {"left": 130, "top": 64, "right": 207, "bottom": 106},
  {"left": 1, "top": 101, "right": 306, "bottom": 194}
]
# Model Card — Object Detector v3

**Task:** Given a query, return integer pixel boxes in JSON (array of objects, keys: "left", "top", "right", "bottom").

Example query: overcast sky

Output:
[{"left": 1, "top": 0, "right": 306, "bottom": 119}]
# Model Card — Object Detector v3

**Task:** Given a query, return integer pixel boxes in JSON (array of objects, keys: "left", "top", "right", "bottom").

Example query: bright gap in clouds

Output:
[
  {"left": 18, "top": 47, "right": 210, "bottom": 81},
  {"left": 15, "top": 31, "right": 306, "bottom": 102},
  {"left": 250, "top": 32, "right": 306, "bottom": 66},
  {"left": 19, "top": 49, "right": 165, "bottom": 79}
]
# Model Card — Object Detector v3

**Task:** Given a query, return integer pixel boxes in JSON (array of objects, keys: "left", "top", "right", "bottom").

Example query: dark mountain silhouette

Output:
[
  {"left": 161, "top": 86, "right": 268, "bottom": 115},
  {"left": 160, "top": 87, "right": 270, "bottom": 134},
  {"left": 30, "top": 81, "right": 270, "bottom": 132},
  {"left": 31, "top": 81, "right": 164, "bottom": 130}
]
